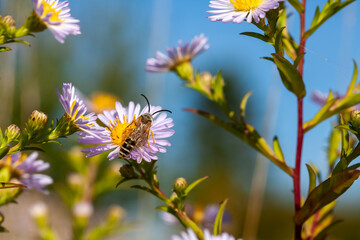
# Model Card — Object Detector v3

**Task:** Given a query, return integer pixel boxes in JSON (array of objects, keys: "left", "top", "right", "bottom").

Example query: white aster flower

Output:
[
  {"left": 171, "top": 228, "right": 242, "bottom": 240},
  {"left": 32, "top": 0, "right": 81, "bottom": 43},
  {"left": 207, "top": 0, "right": 281, "bottom": 24},
  {"left": 146, "top": 34, "right": 209, "bottom": 73},
  {"left": 78, "top": 100, "right": 175, "bottom": 163}
]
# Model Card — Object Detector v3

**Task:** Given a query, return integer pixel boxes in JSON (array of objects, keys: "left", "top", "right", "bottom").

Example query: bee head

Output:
[{"left": 141, "top": 113, "right": 153, "bottom": 124}]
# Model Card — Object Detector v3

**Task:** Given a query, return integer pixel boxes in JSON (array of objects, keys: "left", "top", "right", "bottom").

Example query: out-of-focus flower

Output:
[
  {"left": 79, "top": 101, "right": 174, "bottom": 163},
  {"left": 31, "top": 0, "right": 81, "bottom": 43},
  {"left": 88, "top": 92, "right": 120, "bottom": 114},
  {"left": 29, "top": 202, "right": 48, "bottom": 218},
  {"left": 56, "top": 83, "right": 97, "bottom": 135},
  {"left": 207, "top": 0, "right": 280, "bottom": 24},
  {"left": 171, "top": 228, "right": 241, "bottom": 240},
  {"left": 1, "top": 152, "right": 53, "bottom": 192},
  {"left": 72, "top": 201, "right": 93, "bottom": 218},
  {"left": 146, "top": 34, "right": 209, "bottom": 74}
]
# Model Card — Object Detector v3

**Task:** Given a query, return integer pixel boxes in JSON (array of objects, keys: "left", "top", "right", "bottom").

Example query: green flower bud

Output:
[
  {"left": 173, "top": 177, "right": 188, "bottom": 196},
  {"left": 5, "top": 124, "right": 21, "bottom": 143},
  {"left": 198, "top": 72, "right": 213, "bottom": 95},
  {"left": 3, "top": 16, "right": 15, "bottom": 27},
  {"left": 27, "top": 110, "right": 48, "bottom": 132},
  {"left": 119, "top": 164, "right": 137, "bottom": 179},
  {"left": 173, "top": 61, "right": 194, "bottom": 82},
  {"left": 350, "top": 110, "right": 360, "bottom": 133}
]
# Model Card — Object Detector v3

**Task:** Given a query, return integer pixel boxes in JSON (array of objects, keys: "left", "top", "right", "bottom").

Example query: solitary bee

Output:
[{"left": 119, "top": 94, "right": 172, "bottom": 159}]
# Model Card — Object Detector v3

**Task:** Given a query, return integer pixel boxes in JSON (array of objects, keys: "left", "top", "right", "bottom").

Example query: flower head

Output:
[
  {"left": 1, "top": 152, "right": 53, "bottom": 192},
  {"left": 207, "top": 0, "right": 280, "bottom": 24},
  {"left": 171, "top": 229, "right": 241, "bottom": 240},
  {"left": 88, "top": 92, "right": 120, "bottom": 114},
  {"left": 146, "top": 34, "right": 209, "bottom": 73},
  {"left": 32, "top": 0, "right": 81, "bottom": 43},
  {"left": 79, "top": 100, "right": 174, "bottom": 163},
  {"left": 57, "top": 83, "right": 97, "bottom": 134}
]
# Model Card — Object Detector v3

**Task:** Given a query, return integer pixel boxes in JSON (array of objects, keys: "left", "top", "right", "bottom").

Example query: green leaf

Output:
[
  {"left": 294, "top": 53, "right": 305, "bottom": 68},
  {"left": 345, "top": 60, "right": 358, "bottom": 96},
  {"left": 184, "top": 108, "right": 294, "bottom": 177},
  {"left": 213, "top": 199, "right": 228, "bottom": 235},
  {"left": 184, "top": 176, "right": 209, "bottom": 197},
  {"left": 240, "top": 32, "right": 271, "bottom": 43},
  {"left": 274, "top": 27, "right": 285, "bottom": 55},
  {"left": 131, "top": 185, "right": 158, "bottom": 196},
  {"left": 0, "top": 47, "right": 11, "bottom": 52},
  {"left": 305, "top": 0, "right": 355, "bottom": 38},
  {"left": 306, "top": 164, "right": 317, "bottom": 196},
  {"left": 0, "top": 182, "right": 27, "bottom": 189},
  {"left": 313, "top": 220, "right": 342, "bottom": 240},
  {"left": 273, "top": 136, "right": 285, "bottom": 162},
  {"left": 272, "top": 53, "right": 306, "bottom": 98},
  {"left": 287, "top": 0, "right": 304, "bottom": 13},
  {"left": 240, "top": 91, "right": 252, "bottom": 123},
  {"left": 328, "top": 127, "right": 341, "bottom": 170},
  {"left": 294, "top": 170, "right": 360, "bottom": 225},
  {"left": 261, "top": 56, "right": 274, "bottom": 62}
]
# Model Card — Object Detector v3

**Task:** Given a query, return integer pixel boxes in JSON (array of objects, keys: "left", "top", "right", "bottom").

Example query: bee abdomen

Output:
[{"left": 119, "top": 139, "right": 136, "bottom": 158}]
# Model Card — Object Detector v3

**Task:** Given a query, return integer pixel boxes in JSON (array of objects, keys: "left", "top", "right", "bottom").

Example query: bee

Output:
[{"left": 119, "top": 94, "right": 172, "bottom": 159}]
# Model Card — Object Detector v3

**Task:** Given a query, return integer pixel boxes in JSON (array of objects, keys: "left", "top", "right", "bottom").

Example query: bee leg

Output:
[{"left": 147, "top": 130, "right": 155, "bottom": 152}]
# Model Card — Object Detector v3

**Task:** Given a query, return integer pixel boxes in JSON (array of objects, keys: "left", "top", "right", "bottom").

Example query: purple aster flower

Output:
[
  {"left": 207, "top": 0, "right": 281, "bottom": 24},
  {"left": 171, "top": 228, "right": 242, "bottom": 240},
  {"left": 32, "top": 0, "right": 81, "bottom": 43},
  {"left": 146, "top": 34, "right": 209, "bottom": 73},
  {"left": 57, "top": 83, "right": 98, "bottom": 133},
  {"left": 78, "top": 100, "right": 175, "bottom": 163},
  {"left": 2, "top": 152, "right": 53, "bottom": 193}
]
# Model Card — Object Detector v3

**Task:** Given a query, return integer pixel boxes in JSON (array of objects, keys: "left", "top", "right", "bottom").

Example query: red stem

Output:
[{"left": 294, "top": 0, "right": 307, "bottom": 239}]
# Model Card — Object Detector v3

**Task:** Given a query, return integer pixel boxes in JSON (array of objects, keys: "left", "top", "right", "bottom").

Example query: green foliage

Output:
[
  {"left": 306, "top": 164, "right": 316, "bottom": 196},
  {"left": 294, "top": 170, "right": 360, "bottom": 225},
  {"left": 213, "top": 199, "right": 228, "bottom": 236},
  {"left": 305, "top": 0, "right": 355, "bottom": 38},
  {"left": 272, "top": 53, "right": 306, "bottom": 98}
]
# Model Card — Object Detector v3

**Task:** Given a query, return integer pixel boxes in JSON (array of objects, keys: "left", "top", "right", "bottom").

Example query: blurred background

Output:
[{"left": 1, "top": 0, "right": 360, "bottom": 239}]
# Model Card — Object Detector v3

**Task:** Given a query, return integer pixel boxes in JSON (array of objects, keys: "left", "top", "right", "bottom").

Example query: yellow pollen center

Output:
[
  {"left": 40, "top": 0, "right": 64, "bottom": 22},
  {"left": 230, "top": 0, "right": 264, "bottom": 11},
  {"left": 108, "top": 115, "right": 136, "bottom": 146}
]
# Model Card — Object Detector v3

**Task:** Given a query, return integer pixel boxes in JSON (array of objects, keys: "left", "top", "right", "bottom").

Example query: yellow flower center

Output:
[
  {"left": 230, "top": 0, "right": 264, "bottom": 11},
  {"left": 40, "top": 0, "right": 64, "bottom": 22},
  {"left": 69, "top": 101, "right": 94, "bottom": 127},
  {"left": 90, "top": 92, "right": 119, "bottom": 113},
  {"left": 108, "top": 115, "right": 137, "bottom": 146}
]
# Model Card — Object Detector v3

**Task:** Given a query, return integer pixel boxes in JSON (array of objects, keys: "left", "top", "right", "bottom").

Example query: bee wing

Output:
[{"left": 121, "top": 119, "right": 138, "bottom": 141}]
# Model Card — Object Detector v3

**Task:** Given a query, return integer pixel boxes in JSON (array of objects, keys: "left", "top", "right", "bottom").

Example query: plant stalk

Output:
[{"left": 294, "top": 0, "right": 307, "bottom": 239}]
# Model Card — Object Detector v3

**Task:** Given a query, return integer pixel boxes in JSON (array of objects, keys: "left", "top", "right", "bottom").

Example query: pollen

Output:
[
  {"left": 108, "top": 115, "right": 136, "bottom": 146},
  {"left": 40, "top": 0, "right": 64, "bottom": 22},
  {"left": 230, "top": 0, "right": 264, "bottom": 11}
]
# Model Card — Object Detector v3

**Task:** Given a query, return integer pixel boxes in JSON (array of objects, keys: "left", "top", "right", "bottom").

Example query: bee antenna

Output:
[
  {"left": 140, "top": 94, "right": 151, "bottom": 112},
  {"left": 152, "top": 109, "right": 172, "bottom": 115}
]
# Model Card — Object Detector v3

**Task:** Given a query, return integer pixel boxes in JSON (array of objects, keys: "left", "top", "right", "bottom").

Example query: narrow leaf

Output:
[
  {"left": 287, "top": 0, "right": 304, "bottom": 13},
  {"left": 214, "top": 199, "right": 228, "bottom": 235},
  {"left": 0, "top": 182, "right": 27, "bottom": 189},
  {"left": 240, "top": 91, "right": 252, "bottom": 123},
  {"left": 240, "top": 32, "right": 271, "bottom": 43},
  {"left": 272, "top": 53, "right": 306, "bottom": 98},
  {"left": 313, "top": 219, "right": 342, "bottom": 240},
  {"left": 306, "top": 164, "right": 316, "bottom": 196},
  {"left": 184, "top": 176, "right": 209, "bottom": 197},
  {"left": 345, "top": 60, "right": 358, "bottom": 96},
  {"left": 273, "top": 136, "right": 285, "bottom": 162},
  {"left": 294, "top": 170, "right": 360, "bottom": 225}
]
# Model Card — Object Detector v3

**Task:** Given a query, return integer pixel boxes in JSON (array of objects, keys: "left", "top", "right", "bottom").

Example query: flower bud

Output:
[
  {"left": 119, "top": 164, "right": 137, "bottom": 179},
  {"left": 198, "top": 72, "right": 213, "bottom": 95},
  {"left": 173, "top": 177, "right": 188, "bottom": 195},
  {"left": 350, "top": 110, "right": 360, "bottom": 133},
  {"left": 24, "top": 11, "right": 47, "bottom": 33},
  {"left": 3, "top": 16, "right": 15, "bottom": 27},
  {"left": 5, "top": 124, "right": 21, "bottom": 143},
  {"left": 27, "top": 110, "right": 48, "bottom": 132}
]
